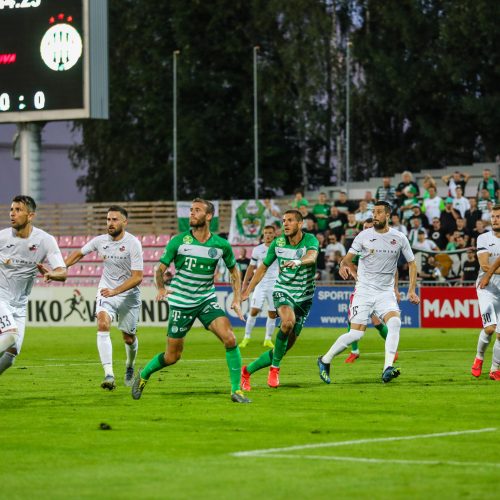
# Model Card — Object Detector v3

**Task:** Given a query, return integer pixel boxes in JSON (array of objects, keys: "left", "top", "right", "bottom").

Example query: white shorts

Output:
[
  {"left": 250, "top": 283, "right": 276, "bottom": 312},
  {"left": 349, "top": 289, "right": 400, "bottom": 326},
  {"left": 0, "top": 300, "right": 27, "bottom": 354},
  {"left": 476, "top": 281, "right": 500, "bottom": 329},
  {"left": 96, "top": 292, "right": 141, "bottom": 334}
]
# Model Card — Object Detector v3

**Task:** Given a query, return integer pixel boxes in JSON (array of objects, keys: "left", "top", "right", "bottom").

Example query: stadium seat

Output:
[
  {"left": 141, "top": 234, "right": 157, "bottom": 247},
  {"left": 72, "top": 235, "right": 91, "bottom": 247},
  {"left": 58, "top": 235, "right": 73, "bottom": 248},
  {"left": 143, "top": 264, "right": 155, "bottom": 277},
  {"left": 155, "top": 234, "right": 170, "bottom": 246}
]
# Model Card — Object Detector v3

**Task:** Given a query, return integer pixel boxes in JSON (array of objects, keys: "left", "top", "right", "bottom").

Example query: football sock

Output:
[
  {"left": 476, "top": 330, "right": 491, "bottom": 360},
  {"left": 265, "top": 317, "right": 276, "bottom": 340},
  {"left": 140, "top": 353, "right": 167, "bottom": 380},
  {"left": 322, "top": 329, "right": 364, "bottom": 364},
  {"left": 125, "top": 336, "right": 138, "bottom": 368},
  {"left": 0, "top": 351, "right": 15, "bottom": 375},
  {"left": 271, "top": 331, "right": 288, "bottom": 368},
  {"left": 226, "top": 345, "right": 242, "bottom": 393},
  {"left": 244, "top": 315, "right": 257, "bottom": 339},
  {"left": 247, "top": 350, "right": 273, "bottom": 374},
  {"left": 491, "top": 339, "right": 500, "bottom": 372},
  {"left": 350, "top": 340, "right": 360, "bottom": 353},
  {"left": 376, "top": 322, "right": 388, "bottom": 340},
  {"left": 97, "top": 331, "right": 113, "bottom": 376},
  {"left": 0, "top": 331, "right": 19, "bottom": 353},
  {"left": 384, "top": 317, "right": 401, "bottom": 369}
]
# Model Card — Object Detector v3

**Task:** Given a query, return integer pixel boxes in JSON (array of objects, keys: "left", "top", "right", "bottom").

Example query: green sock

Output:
[
  {"left": 351, "top": 340, "right": 359, "bottom": 353},
  {"left": 140, "top": 352, "right": 167, "bottom": 380},
  {"left": 226, "top": 345, "right": 242, "bottom": 393},
  {"left": 271, "top": 331, "right": 289, "bottom": 368},
  {"left": 247, "top": 350, "right": 273, "bottom": 374},
  {"left": 376, "top": 323, "right": 388, "bottom": 340}
]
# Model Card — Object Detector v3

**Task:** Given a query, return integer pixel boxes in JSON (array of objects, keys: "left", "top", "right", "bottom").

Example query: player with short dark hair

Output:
[
  {"left": 0, "top": 196, "right": 67, "bottom": 376},
  {"left": 240, "top": 209, "right": 319, "bottom": 389},
  {"left": 131, "top": 198, "right": 250, "bottom": 403}
]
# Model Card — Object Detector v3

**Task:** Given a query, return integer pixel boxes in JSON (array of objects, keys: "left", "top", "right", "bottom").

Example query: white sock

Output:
[
  {"left": 125, "top": 336, "right": 138, "bottom": 368},
  {"left": 476, "top": 330, "right": 491, "bottom": 360},
  {"left": 384, "top": 316, "right": 401, "bottom": 369},
  {"left": 322, "top": 329, "right": 364, "bottom": 364},
  {"left": 0, "top": 331, "right": 18, "bottom": 353},
  {"left": 265, "top": 317, "right": 276, "bottom": 340},
  {"left": 244, "top": 315, "right": 257, "bottom": 338},
  {"left": 97, "top": 331, "right": 113, "bottom": 377},
  {"left": 0, "top": 351, "right": 15, "bottom": 375},
  {"left": 491, "top": 339, "right": 500, "bottom": 372}
]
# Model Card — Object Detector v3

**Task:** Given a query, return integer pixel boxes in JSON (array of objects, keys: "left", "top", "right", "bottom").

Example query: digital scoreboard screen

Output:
[{"left": 0, "top": 0, "right": 108, "bottom": 122}]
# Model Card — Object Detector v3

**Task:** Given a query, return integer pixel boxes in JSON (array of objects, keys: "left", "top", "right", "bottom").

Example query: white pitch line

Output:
[
  {"left": 260, "top": 453, "right": 500, "bottom": 468},
  {"left": 232, "top": 428, "right": 497, "bottom": 457}
]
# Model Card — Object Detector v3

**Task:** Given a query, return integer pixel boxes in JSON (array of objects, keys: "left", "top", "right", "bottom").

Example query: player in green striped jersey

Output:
[
  {"left": 131, "top": 198, "right": 250, "bottom": 403},
  {"left": 241, "top": 209, "right": 319, "bottom": 389}
]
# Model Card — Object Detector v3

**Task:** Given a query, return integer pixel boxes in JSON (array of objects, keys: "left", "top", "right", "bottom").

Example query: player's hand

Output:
[
  {"left": 241, "top": 290, "right": 250, "bottom": 302},
  {"left": 37, "top": 263, "right": 52, "bottom": 282},
  {"left": 156, "top": 287, "right": 171, "bottom": 301},
  {"left": 339, "top": 264, "right": 356, "bottom": 280},
  {"left": 478, "top": 275, "right": 490, "bottom": 289},
  {"left": 408, "top": 291, "right": 420, "bottom": 304},
  {"left": 231, "top": 301, "right": 245, "bottom": 321},
  {"left": 282, "top": 259, "right": 301, "bottom": 269},
  {"left": 100, "top": 288, "right": 117, "bottom": 298},
  {"left": 395, "top": 290, "right": 401, "bottom": 303}
]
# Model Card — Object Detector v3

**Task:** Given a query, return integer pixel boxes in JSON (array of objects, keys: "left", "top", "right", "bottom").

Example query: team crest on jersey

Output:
[
  {"left": 29, "top": 244, "right": 38, "bottom": 251},
  {"left": 295, "top": 248, "right": 304, "bottom": 258},
  {"left": 119, "top": 245, "right": 126, "bottom": 252},
  {"left": 276, "top": 237, "right": 286, "bottom": 247},
  {"left": 390, "top": 239, "right": 397, "bottom": 245},
  {"left": 183, "top": 235, "right": 193, "bottom": 244},
  {"left": 208, "top": 247, "right": 218, "bottom": 258}
]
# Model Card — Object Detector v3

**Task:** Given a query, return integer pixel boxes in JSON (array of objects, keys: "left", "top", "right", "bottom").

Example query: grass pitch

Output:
[{"left": 0, "top": 326, "right": 499, "bottom": 499}]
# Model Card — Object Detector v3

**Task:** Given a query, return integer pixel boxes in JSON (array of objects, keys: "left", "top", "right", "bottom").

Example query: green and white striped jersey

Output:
[
  {"left": 263, "top": 232, "right": 319, "bottom": 303},
  {"left": 160, "top": 231, "right": 236, "bottom": 308}
]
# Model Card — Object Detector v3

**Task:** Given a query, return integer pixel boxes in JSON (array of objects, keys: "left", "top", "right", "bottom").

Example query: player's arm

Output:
[
  {"left": 242, "top": 263, "right": 268, "bottom": 301},
  {"left": 37, "top": 264, "right": 67, "bottom": 282},
  {"left": 228, "top": 265, "right": 244, "bottom": 321},
  {"left": 281, "top": 249, "right": 319, "bottom": 269},
  {"left": 407, "top": 260, "right": 420, "bottom": 304},
  {"left": 339, "top": 252, "right": 357, "bottom": 280},
  {"left": 100, "top": 270, "right": 143, "bottom": 298},
  {"left": 241, "top": 263, "right": 256, "bottom": 293},
  {"left": 479, "top": 256, "right": 500, "bottom": 288},
  {"left": 441, "top": 174, "right": 451, "bottom": 184},
  {"left": 64, "top": 250, "right": 84, "bottom": 267},
  {"left": 154, "top": 262, "right": 171, "bottom": 301}
]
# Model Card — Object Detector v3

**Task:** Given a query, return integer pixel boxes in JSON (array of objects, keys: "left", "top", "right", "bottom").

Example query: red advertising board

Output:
[{"left": 420, "top": 286, "right": 482, "bottom": 328}]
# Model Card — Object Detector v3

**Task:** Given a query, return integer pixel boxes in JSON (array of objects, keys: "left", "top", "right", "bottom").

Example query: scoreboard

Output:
[{"left": 0, "top": 0, "right": 108, "bottom": 122}]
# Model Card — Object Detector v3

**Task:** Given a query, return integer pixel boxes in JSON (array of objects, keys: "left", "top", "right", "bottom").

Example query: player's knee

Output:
[
  {"left": 484, "top": 325, "right": 496, "bottom": 336},
  {"left": 268, "top": 311, "right": 278, "bottom": 319},
  {"left": 97, "top": 319, "right": 110, "bottom": 331},
  {"left": 386, "top": 316, "right": 401, "bottom": 330},
  {"left": 122, "top": 333, "right": 135, "bottom": 345},
  {"left": 281, "top": 319, "right": 295, "bottom": 334},
  {"left": 166, "top": 351, "right": 181, "bottom": 365},
  {"left": 223, "top": 331, "right": 237, "bottom": 349}
]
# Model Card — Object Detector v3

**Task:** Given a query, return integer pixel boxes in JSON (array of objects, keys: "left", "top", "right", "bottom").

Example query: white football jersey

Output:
[
  {"left": 0, "top": 227, "right": 65, "bottom": 307},
  {"left": 250, "top": 243, "right": 279, "bottom": 287},
  {"left": 476, "top": 231, "right": 500, "bottom": 284},
  {"left": 349, "top": 227, "right": 415, "bottom": 292},
  {"left": 82, "top": 232, "right": 143, "bottom": 297}
]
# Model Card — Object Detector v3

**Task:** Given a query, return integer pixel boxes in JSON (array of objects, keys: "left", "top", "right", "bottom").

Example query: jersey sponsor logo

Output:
[
  {"left": 276, "top": 237, "right": 286, "bottom": 247},
  {"left": 208, "top": 247, "right": 218, "bottom": 258},
  {"left": 183, "top": 235, "right": 194, "bottom": 244}
]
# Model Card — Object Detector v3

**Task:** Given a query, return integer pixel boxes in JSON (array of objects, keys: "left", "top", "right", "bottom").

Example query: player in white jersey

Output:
[
  {"left": 239, "top": 225, "right": 279, "bottom": 348},
  {"left": 0, "top": 196, "right": 67, "bottom": 376},
  {"left": 471, "top": 205, "right": 500, "bottom": 380},
  {"left": 65, "top": 206, "right": 143, "bottom": 390},
  {"left": 317, "top": 201, "right": 420, "bottom": 383}
]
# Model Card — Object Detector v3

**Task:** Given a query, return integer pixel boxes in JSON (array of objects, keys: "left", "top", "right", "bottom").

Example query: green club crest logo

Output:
[
  {"left": 295, "top": 248, "right": 304, "bottom": 258},
  {"left": 276, "top": 237, "right": 286, "bottom": 247},
  {"left": 208, "top": 247, "right": 218, "bottom": 258},
  {"left": 183, "top": 235, "right": 193, "bottom": 244}
]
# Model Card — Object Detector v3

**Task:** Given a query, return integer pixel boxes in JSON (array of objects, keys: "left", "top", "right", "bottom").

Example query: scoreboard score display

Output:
[{"left": 0, "top": 0, "right": 108, "bottom": 122}]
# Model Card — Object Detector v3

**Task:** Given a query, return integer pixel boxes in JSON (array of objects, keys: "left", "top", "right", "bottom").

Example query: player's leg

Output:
[
  {"left": 207, "top": 310, "right": 251, "bottom": 403},
  {"left": 345, "top": 320, "right": 361, "bottom": 363},
  {"left": 96, "top": 309, "right": 115, "bottom": 389},
  {"left": 118, "top": 298, "right": 140, "bottom": 386},
  {"left": 0, "top": 302, "right": 19, "bottom": 355},
  {"left": 472, "top": 287, "right": 497, "bottom": 377},
  {"left": 240, "top": 307, "right": 261, "bottom": 348},
  {"left": 372, "top": 315, "right": 389, "bottom": 340},
  {"left": 0, "top": 312, "right": 25, "bottom": 376},
  {"left": 318, "top": 292, "right": 370, "bottom": 383},
  {"left": 263, "top": 287, "right": 277, "bottom": 348}
]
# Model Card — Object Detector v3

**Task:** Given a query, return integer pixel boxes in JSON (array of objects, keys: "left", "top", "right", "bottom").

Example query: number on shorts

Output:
[
  {"left": 0, "top": 315, "right": 12, "bottom": 329},
  {"left": 482, "top": 313, "right": 491, "bottom": 324},
  {"left": 351, "top": 306, "right": 359, "bottom": 318}
]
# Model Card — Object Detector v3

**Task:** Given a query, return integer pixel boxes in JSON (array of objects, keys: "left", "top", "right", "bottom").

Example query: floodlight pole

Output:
[
  {"left": 253, "top": 45, "right": 259, "bottom": 200},
  {"left": 14, "top": 123, "right": 43, "bottom": 200},
  {"left": 173, "top": 50, "right": 180, "bottom": 202},
  {"left": 345, "top": 40, "right": 352, "bottom": 193}
]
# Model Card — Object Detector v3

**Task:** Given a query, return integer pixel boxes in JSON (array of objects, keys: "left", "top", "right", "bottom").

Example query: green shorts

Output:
[
  {"left": 167, "top": 298, "right": 226, "bottom": 338},
  {"left": 272, "top": 291, "right": 313, "bottom": 336}
]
